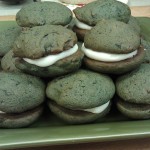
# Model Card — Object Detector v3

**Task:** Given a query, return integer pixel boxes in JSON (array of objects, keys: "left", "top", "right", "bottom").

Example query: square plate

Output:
[{"left": 0, "top": 17, "right": 150, "bottom": 149}]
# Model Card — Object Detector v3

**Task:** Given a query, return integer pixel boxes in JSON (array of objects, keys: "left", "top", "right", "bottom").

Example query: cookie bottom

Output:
[
  {"left": 48, "top": 100, "right": 110, "bottom": 124},
  {"left": 116, "top": 98, "right": 150, "bottom": 119},
  {"left": 15, "top": 50, "right": 84, "bottom": 78},
  {"left": 73, "top": 26, "right": 88, "bottom": 41},
  {"left": 84, "top": 46, "right": 145, "bottom": 74},
  {"left": 0, "top": 105, "right": 43, "bottom": 128}
]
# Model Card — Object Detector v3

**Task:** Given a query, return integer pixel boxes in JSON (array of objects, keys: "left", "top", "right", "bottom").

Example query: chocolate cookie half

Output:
[
  {"left": 116, "top": 64, "right": 150, "bottom": 119},
  {"left": 13, "top": 25, "right": 83, "bottom": 77},
  {"left": 73, "top": 0, "right": 131, "bottom": 40},
  {"left": 82, "top": 20, "right": 144, "bottom": 74},
  {"left": 16, "top": 2, "right": 72, "bottom": 27},
  {"left": 0, "top": 72, "right": 45, "bottom": 128},
  {"left": 46, "top": 70, "right": 115, "bottom": 124}
]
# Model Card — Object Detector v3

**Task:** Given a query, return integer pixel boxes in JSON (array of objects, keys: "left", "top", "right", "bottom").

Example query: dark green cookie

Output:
[
  {"left": 0, "top": 105, "right": 43, "bottom": 128},
  {"left": 46, "top": 69, "right": 115, "bottom": 124},
  {"left": 1, "top": 50, "right": 20, "bottom": 72},
  {"left": 84, "top": 20, "right": 140, "bottom": 54},
  {"left": 16, "top": 2, "right": 72, "bottom": 27},
  {"left": 83, "top": 20, "right": 143, "bottom": 74},
  {"left": 0, "top": 26, "right": 21, "bottom": 57},
  {"left": 128, "top": 16, "right": 140, "bottom": 35},
  {"left": 73, "top": 0, "right": 131, "bottom": 26},
  {"left": 116, "top": 64, "right": 150, "bottom": 119},
  {"left": 15, "top": 50, "right": 84, "bottom": 78},
  {"left": 0, "top": 72, "right": 45, "bottom": 113},
  {"left": 13, "top": 25, "right": 77, "bottom": 59}
]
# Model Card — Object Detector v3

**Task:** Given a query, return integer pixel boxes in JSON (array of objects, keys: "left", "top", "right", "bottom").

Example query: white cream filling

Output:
[
  {"left": 74, "top": 17, "right": 92, "bottom": 30},
  {"left": 81, "top": 43, "right": 138, "bottom": 62},
  {"left": 117, "top": 0, "right": 128, "bottom": 4},
  {"left": 83, "top": 101, "right": 110, "bottom": 114},
  {"left": 23, "top": 44, "right": 78, "bottom": 67},
  {"left": 0, "top": 110, "right": 5, "bottom": 114}
]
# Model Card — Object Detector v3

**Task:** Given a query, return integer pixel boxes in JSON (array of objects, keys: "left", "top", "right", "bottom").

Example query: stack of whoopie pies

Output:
[
  {"left": 0, "top": 0, "right": 149, "bottom": 128},
  {"left": 78, "top": 0, "right": 149, "bottom": 120}
]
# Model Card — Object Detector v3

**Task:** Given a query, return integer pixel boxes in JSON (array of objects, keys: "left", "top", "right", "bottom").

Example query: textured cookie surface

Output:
[
  {"left": 84, "top": 20, "right": 140, "bottom": 54},
  {"left": 116, "top": 64, "right": 150, "bottom": 104},
  {"left": 0, "top": 26, "right": 21, "bottom": 56},
  {"left": 73, "top": 0, "right": 131, "bottom": 25},
  {"left": 13, "top": 25, "right": 77, "bottom": 59},
  {"left": 1, "top": 50, "right": 20, "bottom": 72},
  {"left": 46, "top": 69, "right": 115, "bottom": 109},
  {"left": 16, "top": 2, "right": 72, "bottom": 27},
  {"left": 15, "top": 50, "right": 84, "bottom": 77},
  {"left": 0, "top": 72, "right": 45, "bottom": 113}
]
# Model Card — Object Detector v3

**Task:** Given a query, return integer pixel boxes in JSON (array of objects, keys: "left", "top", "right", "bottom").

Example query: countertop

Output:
[{"left": 0, "top": 5, "right": 150, "bottom": 21}]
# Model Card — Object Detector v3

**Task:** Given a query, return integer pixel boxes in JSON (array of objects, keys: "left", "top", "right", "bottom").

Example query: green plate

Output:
[{"left": 0, "top": 17, "right": 150, "bottom": 149}]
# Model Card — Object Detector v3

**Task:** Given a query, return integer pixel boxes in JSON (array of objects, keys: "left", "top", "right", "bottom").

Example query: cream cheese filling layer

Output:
[
  {"left": 23, "top": 44, "right": 78, "bottom": 67},
  {"left": 0, "top": 110, "right": 5, "bottom": 114},
  {"left": 74, "top": 17, "right": 92, "bottom": 30},
  {"left": 117, "top": 0, "right": 128, "bottom": 4},
  {"left": 82, "top": 101, "right": 110, "bottom": 114},
  {"left": 81, "top": 43, "right": 138, "bottom": 62}
]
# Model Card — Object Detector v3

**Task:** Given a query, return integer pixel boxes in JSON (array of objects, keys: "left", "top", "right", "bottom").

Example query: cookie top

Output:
[
  {"left": 16, "top": 2, "right": 72, "bottom": 27},
  {"left": 84, "top": 20, "right": 140, "bottom": 54},
  {"left": 46, "top": 69, "right": 115, "bottom": 109},
  {"left": 0, "top": 72, "right": 45, "bottom": 113},
  {"left": 13, "top": 25, "right": 77, "bottom": 59},
  {"left": 116, "top": 64, "right": 150, "bottom": 104},
  {"left": 0, "top": 26, "right": 21, "bottom": 57},
  {"left": 73, "top": 0, "right": 131, "bottom": 26}
]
